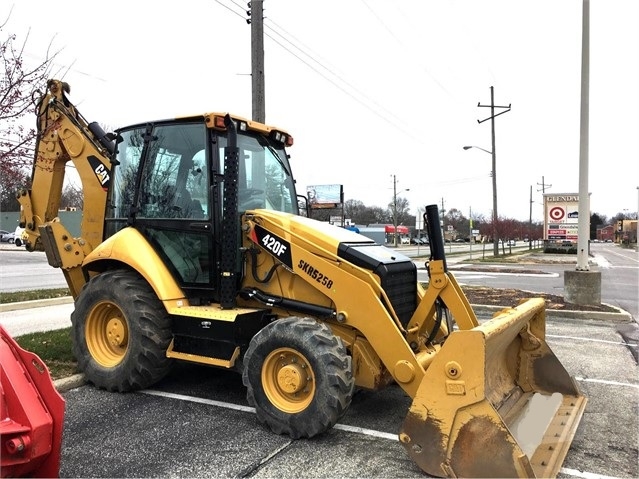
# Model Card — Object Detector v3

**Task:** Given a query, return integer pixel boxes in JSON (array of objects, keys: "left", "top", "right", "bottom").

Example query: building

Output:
[{"left": 596, "top": 225, "right": 614, "bottom": 242}]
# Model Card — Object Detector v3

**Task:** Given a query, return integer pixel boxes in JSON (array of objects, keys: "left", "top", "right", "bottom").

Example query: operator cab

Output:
[{"left": 105, "top": 115, "right": 297, "bottom": 303}]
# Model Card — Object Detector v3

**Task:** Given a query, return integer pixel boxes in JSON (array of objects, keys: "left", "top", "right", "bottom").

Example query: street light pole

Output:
[
  {"left": 391, "top": 174, "right": 409, "bottom": 247},
  {"left": 474, "top": 86, "right": 511, "bottom": 257},
  {"left": 393, "top": 175, "right": 398, "bottom": 247},
  {"left": 463, "top": 145, "right": 498, "bottom": 256}
]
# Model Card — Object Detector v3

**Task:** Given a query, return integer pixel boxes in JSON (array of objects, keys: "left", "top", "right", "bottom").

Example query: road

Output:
[
  {"left": 410, "top": 242, "right": 638, "bottom": 321},
  {"left": 444, "top": 243, "right": 639, "bottom": 320},
  {"left": 0, "top": 245, "right": 67, "bottom": 292}
]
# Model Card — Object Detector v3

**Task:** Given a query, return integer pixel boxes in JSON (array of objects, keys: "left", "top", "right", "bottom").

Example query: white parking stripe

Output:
[
  {"left": 140, "top": 388, "right": 625, "bottom": 479},
  {"left": 333, "top": 423, "right": 398, "bottom": 441},
  {"left": 575, "top": 377, "right": 639, "bottom": 389},
  {"left": 560, "top": 467, "right": 622, "bottom": 479},
  {"left": 548, "top": 334, "right": 637, "bottom": 348},
  {"left": 449, "top": 270, "right": 560, "bottom": 278},
  {"left": 142, "top": 389, "right": 256, "bottom": 413}
]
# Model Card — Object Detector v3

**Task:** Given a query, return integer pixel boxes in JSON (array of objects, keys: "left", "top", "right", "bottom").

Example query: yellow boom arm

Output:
[{"left": 18, "top": 80, "right": 115, "bottom": 297}]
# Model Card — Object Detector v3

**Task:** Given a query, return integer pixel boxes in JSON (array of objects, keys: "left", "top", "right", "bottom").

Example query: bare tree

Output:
[
  {"left": 387, "top": 196, "right": 413, "bottom": 226},
  {"left": 60, "top": 183, "right": 84, "bottom": 210},
  {"left": 0, "top": 9, "right": 60, "bottom": 210}
]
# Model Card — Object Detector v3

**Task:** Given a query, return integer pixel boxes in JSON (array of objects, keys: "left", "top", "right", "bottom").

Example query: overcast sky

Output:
[{"left": 4, "top": 0, "right": 638, "bottom": 222}]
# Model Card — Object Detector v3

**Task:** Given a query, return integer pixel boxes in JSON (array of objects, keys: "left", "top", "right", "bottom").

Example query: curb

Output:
[
  {"left": 0, "top": 296, "right": 74, "bottom": 312},
  {"left": 54, "top": 373, "right": 86, "bottom": 393},
  {"left": 472, "top": 304, "right": 633, "bottom": 323}
]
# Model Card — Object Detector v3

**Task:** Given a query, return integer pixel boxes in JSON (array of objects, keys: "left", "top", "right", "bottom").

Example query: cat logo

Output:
[{"left": 87, "top": 155, "right": 111, "bottom": 190}]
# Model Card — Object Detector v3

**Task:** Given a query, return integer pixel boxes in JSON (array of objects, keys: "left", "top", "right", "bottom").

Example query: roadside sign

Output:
[
  {"left": 544, "top": 194, "right": 580, "bottom": 246},
  {"left": 549, "top": 206, "right": 565, "bottom": 221}
]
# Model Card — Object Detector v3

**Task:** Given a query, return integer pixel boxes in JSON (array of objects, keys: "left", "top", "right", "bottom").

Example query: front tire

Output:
[
  {"left": 242, "top": 317, "right": 354, "bottom": 438},
  {"left": 71, "top": 269, "right": 173, "bottom": 392}
]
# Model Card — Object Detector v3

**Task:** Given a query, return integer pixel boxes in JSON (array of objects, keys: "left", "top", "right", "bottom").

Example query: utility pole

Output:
[
  {"left": 477, "top": 86, "right": 510, "bottom": 256},
  {"left": 529, "top": 185, "right": 533, "bottom": 250},
  {"left": 469, "top": 206, "right": 473, "bottom": 259},
  {"left": 393, "top": 175, "right": 398, "bottom": 247},
  {"left": 248, "top": 0, "right": 265, "bottom": 122},
  {"left": 441, "top": 197, "right": 446, "bottom": 243},
  {"left": 391, "top": 174, "right": 409, "bottom": 247},
  {"left": 537, "top": 176, "right": 552, "bottom": 194},
  {"left": 537, "top": 177, "right": 551, "bottom": 245}
]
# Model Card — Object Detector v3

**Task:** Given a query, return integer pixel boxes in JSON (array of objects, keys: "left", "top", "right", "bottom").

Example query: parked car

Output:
[
  {"left": 0, "top": 231, "right": 16, "bottom": 243},
  {"left": 1, "top": 227, "right": 25, "bottom": 246},
  {"left": 506, "top": 239, "right": 516, "bottom": 246},
  {"left": 14, "top": 227, "right": 26, "bottom": 247}
]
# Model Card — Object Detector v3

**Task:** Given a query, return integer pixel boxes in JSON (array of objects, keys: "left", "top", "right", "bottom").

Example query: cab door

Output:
[{"left": 109, "top": 120, "right": 218, "bottom": 302}]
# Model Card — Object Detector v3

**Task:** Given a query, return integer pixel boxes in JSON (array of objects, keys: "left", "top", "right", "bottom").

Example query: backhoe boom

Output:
[{"left": 18, "top": 80, "right": 116, "bottom": 296}]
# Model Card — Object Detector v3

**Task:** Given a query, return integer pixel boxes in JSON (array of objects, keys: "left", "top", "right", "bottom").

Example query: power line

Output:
[
  {"left": 214, "top": 0, "right": 245, "bottom": 19},
  {"left": 362, "top": 0, "right": 451, "bottom": 97},
  {"left": 215, "top": 0, "right": 426, "bottom": 143}
]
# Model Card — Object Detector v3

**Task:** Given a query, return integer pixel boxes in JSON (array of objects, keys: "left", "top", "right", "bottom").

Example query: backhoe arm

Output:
[{"left": 17, "top": 79, "right": 117, "bottom": 297}]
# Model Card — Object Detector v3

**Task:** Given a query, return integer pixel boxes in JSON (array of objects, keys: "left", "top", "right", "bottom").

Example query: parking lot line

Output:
[
  {"left": 548, "top": 334, "right": 636, "bottom": 348},
  {"left": 142, "top": 389, "right": 256, "bottom": 413},
  {"left": 140, "top": 386, "right": 626, "bottom": 479},
  {"left": 574, "top": 377, "right": 639, "bottom": 389},
  {"left": 333, "top": 423, "right": 398, "bottom": 441}
]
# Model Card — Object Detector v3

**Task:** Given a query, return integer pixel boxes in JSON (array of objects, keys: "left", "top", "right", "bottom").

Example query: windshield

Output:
[
  {"left": 108, "top": 122, "right": 298, "bottom": 226},
  {"left": 219, "top": 133, "right": 298, "bottom": 214}
]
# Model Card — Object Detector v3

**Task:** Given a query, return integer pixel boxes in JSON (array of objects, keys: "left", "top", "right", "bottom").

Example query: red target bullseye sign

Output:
[{"left": 549, "top": 206, "right": 565, "bottom": 221}]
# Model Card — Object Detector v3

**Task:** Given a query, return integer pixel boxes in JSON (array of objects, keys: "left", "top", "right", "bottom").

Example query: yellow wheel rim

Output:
[
  {"left": 262, "top": 347, "right": 315, "bottom": 413},
  {"left": 85, "top": 301, "right": 129, "bottom": 367}
]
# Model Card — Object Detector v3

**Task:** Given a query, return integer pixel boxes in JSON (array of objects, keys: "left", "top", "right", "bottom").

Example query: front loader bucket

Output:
[{"left": 400, "top": 298, "right": 586, "bottom": 478}]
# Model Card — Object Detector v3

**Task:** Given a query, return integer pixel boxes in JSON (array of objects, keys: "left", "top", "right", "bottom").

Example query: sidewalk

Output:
[{"left": 0, "top": 300, "right": 73, "bottom": 337}]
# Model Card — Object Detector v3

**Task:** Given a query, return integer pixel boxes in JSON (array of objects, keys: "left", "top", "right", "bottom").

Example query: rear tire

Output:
[
  {"left": 242, "top": 317, "right": 354, "bottom": 438},
  {"left": 71, "top": 269, "right": 173, "bottom": 392}
]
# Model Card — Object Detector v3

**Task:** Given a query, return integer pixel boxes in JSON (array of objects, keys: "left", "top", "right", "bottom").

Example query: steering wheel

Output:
[{"left": 239, "top": 188, "right": 265, "bottom": 210}]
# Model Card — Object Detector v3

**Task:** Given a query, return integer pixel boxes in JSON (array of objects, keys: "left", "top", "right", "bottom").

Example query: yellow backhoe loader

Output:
[{"left": 17, "top": 79, "right": 587, "bottom": 477}]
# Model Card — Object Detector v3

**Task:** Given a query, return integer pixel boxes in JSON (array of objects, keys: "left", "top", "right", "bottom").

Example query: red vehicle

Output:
[{"left": 0, "top": 325, "right": 65, "bottom": 478}]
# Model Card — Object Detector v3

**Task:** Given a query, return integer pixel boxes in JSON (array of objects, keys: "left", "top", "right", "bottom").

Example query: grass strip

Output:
[
  {"left": 13, "top": 327, "right": 78, "bottom": 380},
  {"left": 0, "top": 288, "right": 71, "bottom": 304}
]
